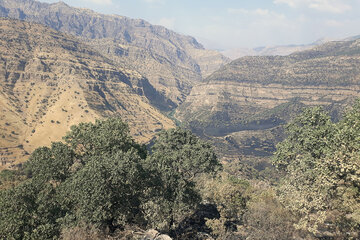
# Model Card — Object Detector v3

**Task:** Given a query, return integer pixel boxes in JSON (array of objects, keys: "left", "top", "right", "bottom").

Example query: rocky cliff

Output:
[
  {"left": 0, "top": 19, "right": 174, "bottom": 169},
  {"left": 0, "top": 0, "right": 229, "bottom": 108},
  {"left": 176, "top": 39, "right": 360, "bottom": 162}
]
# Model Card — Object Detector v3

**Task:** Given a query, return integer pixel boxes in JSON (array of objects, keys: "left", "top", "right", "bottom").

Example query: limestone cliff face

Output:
[
  {"left": 0, "top": 19, "right": 174, "bottom": 169},
  {"left": 176, "top": 39, "right": 360, "bottom": 160},
  {"left": 0, "top": 0, "right": 229, "bottom": 108}
]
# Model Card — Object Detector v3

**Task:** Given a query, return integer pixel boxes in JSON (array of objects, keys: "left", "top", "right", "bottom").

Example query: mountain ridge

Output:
[
  {"left": 220, "top": 37, "right": 345, "bottom": 59},
  {"left": 0, "top": 0, "right": 230, "bottom": 108}
]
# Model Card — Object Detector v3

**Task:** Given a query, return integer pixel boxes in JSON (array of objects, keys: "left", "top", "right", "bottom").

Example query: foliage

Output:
[
  {"left": 273, "top": 106, "right": 335, "bottom": 171},
  {"left": 273, "top": 103, "right": 360, "bottom": 238},
  {"left": 242, "top": 184, "right": 297, "bottom": 240},
  {"left": 0, "top": 180, "right": 61, "bottom": 239},
  {"left": 200, "top": 173, "right": 250, "bottom": 238},
  {"left": 0, "top": 119, "right": 220, "bottom": 239},
  {"left": 26, "top": 142, "right": 75, "bottom": 183},
  {"left": 0, "top": 169, "right": 26, "bottom": 190},
  {"left": 63, "top": 118, "right": 146, "bottom": 159},
  {"left": 200, "top": 173, "right": 297, "bottom": 240},
  {"left": 149, "top": 128, "right": 221, "bottom": 179},
  {"left": 144, "top": 128, "right": 221, "bottom": 232},
  {"left": 59, "top": 149, "right": 149, "bottom": 228}
]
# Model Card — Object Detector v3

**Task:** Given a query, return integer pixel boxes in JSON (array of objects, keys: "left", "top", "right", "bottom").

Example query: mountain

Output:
[
  {"left": 343, "top": 35, "right": 360, "bottom": 41},
  {"left": 0, "top": 0, "right": 229, "bottom": 109},
  {"left": 0, "top": 18, "right": 174, "bottom": 169},
  {"left": 176, "top": 39, "right": 360, "bottom": 163},
  {"left": 221, "top": 36, "right": 360, "bottom": 60},
  {"left": 221, "top": 38, "right": 333, "bottom": 59}
]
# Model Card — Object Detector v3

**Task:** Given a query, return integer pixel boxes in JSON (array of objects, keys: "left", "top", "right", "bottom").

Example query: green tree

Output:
[
  {"left": 144, "top": 128, "right": 221, "bottom": 232},
  {"left": 0, "top": 142, "right": 75, "bottom": 239},
  {"left": 59, "top": 149, "right": 150, "bottom": 229},
  {"left": 1, "top": 120, "right": 221, "bottom": 239},
  {"left": 63, "top": 118, "right": 146, "bottom": 160},
  {"left": 273, "top": 104, "right": 360, "bottom": 238},
  {"left": 1, "top": 118, "right": 148, "bottom": 239},
  {"left": 273, "top": 106, "right": 335, "bottom": 171},
  {"left": 323, "top": 101, "right": 360, "bottom": 237},
  {"left": 55, "top": 119, "right": 151, "bottom": 230},
  {"left": 0, "top": 180, "right": 62, "bottom": 239},
  {"left": 26, "top": 142, "right": 75, "bottom": 183}
]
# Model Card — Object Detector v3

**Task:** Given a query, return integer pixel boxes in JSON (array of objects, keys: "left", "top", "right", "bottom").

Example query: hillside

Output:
[
  {"left": 0, "top": 0, "right": 229, "bottom": 108},
  {"left": 0, "top": 18, "right": 174, "bottom": 169},
  {"left": 176, "top": 39, "right": 360, "bottom": 162}
]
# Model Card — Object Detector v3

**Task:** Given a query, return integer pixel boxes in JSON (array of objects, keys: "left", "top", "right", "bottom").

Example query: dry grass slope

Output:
[{"left": 0, "top": 19, "right": 174, "bottom": 169}]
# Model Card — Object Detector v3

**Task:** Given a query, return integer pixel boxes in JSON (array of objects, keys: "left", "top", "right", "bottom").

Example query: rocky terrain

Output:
[
  {"left": 176, "top": 39, "right": 360, "bottom": 162},
  {"left": 0, "top": 0, "right": 229, "bottom": 109},
  {"left": 0, "top": 19, "right": 174, "bottom": 169}
]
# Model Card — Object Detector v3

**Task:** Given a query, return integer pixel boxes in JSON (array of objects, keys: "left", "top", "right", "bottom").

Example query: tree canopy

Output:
[
  {"left": 0, "top": 119, "right": 220, "bottom": 239},
  {"left": 144, "top": 128, "right": 222, "bottom": 232},
  {"left": 273, "top": 103, "right": 360, "bottom": 238}
]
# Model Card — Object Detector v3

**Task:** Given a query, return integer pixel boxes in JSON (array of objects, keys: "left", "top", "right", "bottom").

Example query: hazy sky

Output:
[{"left": 39, "top": 0, "right": 360, "bottom": 50}]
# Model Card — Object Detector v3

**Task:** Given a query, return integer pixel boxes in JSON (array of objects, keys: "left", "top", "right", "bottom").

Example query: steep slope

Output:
[
  {"left": 0, "top": 0, "right": 229, "bottom": 108},
  {"left": 176, "top": 39, "right": 360, "bottom": 161},
  {"left": 0, "top": 18, "right": 174, "bottom": 169}
]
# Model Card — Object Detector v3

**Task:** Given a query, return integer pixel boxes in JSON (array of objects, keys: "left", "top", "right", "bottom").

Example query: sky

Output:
[{"left": 39, "top": 0, "right": 360, "bottom": 50}]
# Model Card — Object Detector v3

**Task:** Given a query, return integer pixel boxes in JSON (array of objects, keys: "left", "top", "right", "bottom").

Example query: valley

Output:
[
  {"left": 0, "top": 0, "right": 360, "bottom": 239},
  {"left": 2, "top": 0, "right": 360, "bottom": 169},
  {"left": 177, "top": 40, "right": 360, "bottom": 163},
  {"left": 0, "top": 0, "right": 229, "bottom": 169}
]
